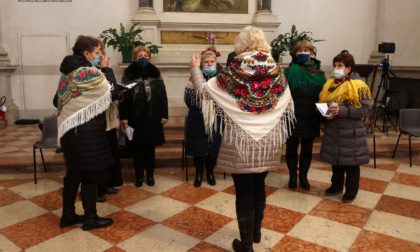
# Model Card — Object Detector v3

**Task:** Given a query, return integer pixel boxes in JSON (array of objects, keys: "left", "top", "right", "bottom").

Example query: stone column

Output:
[
  {"left": 139, "top": 0, "right": 153, "bottom": 8},
  {"left": 252, "top": 0, "right": 280, "bottom": 48},
  {"left": 257, "top": 0, "right": 271, "bottom": 12},
  {"left": 0, "top": 6, "right": 19, "bottom": 125},
  {"left": 132, "top": 0, "right": 159, "bottom": 25}
]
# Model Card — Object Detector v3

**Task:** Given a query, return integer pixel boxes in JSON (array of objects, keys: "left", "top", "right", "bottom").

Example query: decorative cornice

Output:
[{"left": 159, "top": 22, "right": 249, "bottom": 30}]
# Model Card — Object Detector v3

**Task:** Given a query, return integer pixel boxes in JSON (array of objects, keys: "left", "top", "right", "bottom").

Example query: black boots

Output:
[
  {"left": 253, "top": 201, "right": 266, "bottom": 243},
  {"left": 286, "top": 158, "right": 298, "bottom": 189},
  {"left": 60, "top": 179, "right": 83, "bottom": 228},
  {"left": 232, "top": 210, "right": 254, "bottom": 252},
  {"left": 146, "top": 167, "right": 155, "bottom": 186},
  {"left": 194, "top": 156, "right": 217, "bottom": 187},
  {"left": 205, "top": 157, "right": 216, "bottom": 186},
  {"left": 80, "top": 183, "right": 113, "bottom": 231},
  {"left": 194, "top": 157, "right": 204, "bottom": 187},
  {"left": 299, "top": 158, "right": 311, "bottom": 190},
  {"left": 134, "top": 158, "right": 144, "bottom": 187}
]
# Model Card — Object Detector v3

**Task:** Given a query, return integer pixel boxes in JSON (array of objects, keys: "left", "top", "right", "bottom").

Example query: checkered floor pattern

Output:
[{"left": 0, "top": 121, "right": 419, "bottom": 252}]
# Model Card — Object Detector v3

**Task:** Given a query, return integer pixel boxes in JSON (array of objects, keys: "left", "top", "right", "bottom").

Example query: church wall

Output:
[{"left": 1, "top": 0, "right": 419, "bottom": 119}]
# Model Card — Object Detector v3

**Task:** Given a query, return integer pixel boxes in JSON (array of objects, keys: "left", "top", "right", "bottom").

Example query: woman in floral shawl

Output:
[{"left": 189, "top": 26, "right": 295, "bottom": 252}]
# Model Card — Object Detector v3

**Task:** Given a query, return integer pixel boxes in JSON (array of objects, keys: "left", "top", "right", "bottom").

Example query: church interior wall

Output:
[{"left": 0, "top": 0, "right": 419, "bottom": 120}]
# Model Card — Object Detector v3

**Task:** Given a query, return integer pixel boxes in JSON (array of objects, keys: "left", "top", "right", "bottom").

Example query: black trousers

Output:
[
  {"left": 98, "top": 128, "right": 123, "bottom": 197},
  {"left": 331, "top": 165, "right": 360, "bottom": 197},
  {"left": 134, "top": 146, "right": 156, "bottom": 178},
  {"left": 286, "top": 135, "right": 315, "bottom": 162},
  {"left": 232, "top": 172, "right": 268, "bottom": 211}
]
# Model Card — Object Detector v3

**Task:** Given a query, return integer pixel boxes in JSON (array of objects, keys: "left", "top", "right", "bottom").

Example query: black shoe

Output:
[
  {"left": 135, "top": 178, "right": 143, "bottom": 187},
  {"left": 299, "top": 173, "right": 310, "bottom": 190},
  {"left": 207, "top": 172, "right": 216, "bottom": 186},
  {"left": 194, "top": 174, "right": 202, "bottom": 187},
  {"left": 82, "top": 215, "right": 113, "bottom": 231},
  {"left": 96, "top": 196, "right": 106, "bottom": 202},
  {"left": 146, "top": 176, "right": 155, "bottom": 186},
  {"left": 342, "top": 194, "right": 356, "bottom": 203},
  {"left": 325, "top": 187, "right": 343, "bottom": 196},
  {"left": 288, "top": 174, "right": 297, "bottom": 189},
  {"left": 106, "top": 187, "right": 119, "bottom": 194},
  {"left": 60, "top": 213, "right": 84, "bottom": 228},
  {"left": 232, "top": 238, "right": 254, "bottom": 252}
]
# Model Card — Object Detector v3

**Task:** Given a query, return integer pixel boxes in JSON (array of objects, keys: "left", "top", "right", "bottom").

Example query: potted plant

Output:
[
  {"left": 99, "top": 23, "right": 161, "bottom": 63},
  {"left": 270, "top": 25, "right": 324, "bottom": 63}
]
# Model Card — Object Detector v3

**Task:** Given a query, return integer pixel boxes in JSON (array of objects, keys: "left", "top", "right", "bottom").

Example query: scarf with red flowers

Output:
[
  {"left": 283, "top": 61, "right": 326, "bottom": 97},
  {"left": 57, "top": 66, "right": 112, "bottom": 146},
  {"left": 197, "top": 51, "right": 295, "bottom": 166}
]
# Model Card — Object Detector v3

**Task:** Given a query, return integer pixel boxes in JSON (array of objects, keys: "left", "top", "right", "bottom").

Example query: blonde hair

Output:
[
  {"left": 201, "top": 51, "right": 217, "bottom": 61},
  {"left": 294, "top": 40, "right": 314, "bottom": 54},
  {"left": 132, "top": 46, "right": 151, "bottom": 61},
  {"left": 234, "top": 26, "right": 271, "bottom": 55}
]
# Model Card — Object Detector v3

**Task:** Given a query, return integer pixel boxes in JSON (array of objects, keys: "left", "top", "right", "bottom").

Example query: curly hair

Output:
[
  {"left": 132, "top": 46, "right": 151, "bottom": 61},
  {"left": 234, "top": 26, "right": 271, "bottom": 55}
]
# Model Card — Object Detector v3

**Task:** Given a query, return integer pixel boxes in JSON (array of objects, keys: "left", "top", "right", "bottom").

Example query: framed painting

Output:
[{"left": 163, "top": 0, "right": 248, "bottom": 14}]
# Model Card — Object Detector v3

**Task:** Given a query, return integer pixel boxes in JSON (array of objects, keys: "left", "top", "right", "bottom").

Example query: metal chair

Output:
[
  {"left": 182, "top": 115, "right": 226, "bottom": 181},
  {"left": 33, "top": 114, "right": 58, "bottom": 183},
  {"left": 182, "top": 115, "right": 189, "bottom": 181},
  {"left": 392, "top": 109, "right": 420, "bottom": 167}
]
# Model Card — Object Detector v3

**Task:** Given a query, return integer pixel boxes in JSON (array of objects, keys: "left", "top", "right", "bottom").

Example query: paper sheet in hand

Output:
[
  {"left": 121, "top": 125, "right": 134, "bottom": 141},
  {"left": 316, "top": 103, "right": 332, "bottom": 117},
  {"left": 116, "top": 82, "right": 138, "bottom": 90}
]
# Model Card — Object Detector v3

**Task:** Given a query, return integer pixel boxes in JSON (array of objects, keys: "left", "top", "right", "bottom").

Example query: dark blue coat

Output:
[{"left": 184, "top": 66, "right": 222, "bottom": 158}]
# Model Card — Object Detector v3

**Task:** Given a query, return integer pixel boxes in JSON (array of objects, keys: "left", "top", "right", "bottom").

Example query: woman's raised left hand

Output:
[
  {"left": 99, "top": 55, "right": 110, "bottom": 68},
  {"left": 189, "top": 54, "right": 201, "bottom": 69}
]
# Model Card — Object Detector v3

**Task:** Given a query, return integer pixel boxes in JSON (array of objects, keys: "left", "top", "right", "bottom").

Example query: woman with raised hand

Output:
[
  {"left": 57, "top": 35, "right": 123, "bottom": 230},
  {"left": 184, "top": 50, "right": 223, "bottom": 187},
  {"left": 189, "top": 26, "right": 294, "bottom": 252}
]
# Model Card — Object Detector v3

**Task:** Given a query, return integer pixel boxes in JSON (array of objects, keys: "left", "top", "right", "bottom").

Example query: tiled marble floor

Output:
[{"left": 0, "top": 123, "right": 420, "bottom": 251}]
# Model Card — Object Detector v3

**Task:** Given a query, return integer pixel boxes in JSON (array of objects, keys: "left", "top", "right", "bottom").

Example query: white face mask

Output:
[{"left": 332, "top": 69, "right": 345, "bottom": 80}]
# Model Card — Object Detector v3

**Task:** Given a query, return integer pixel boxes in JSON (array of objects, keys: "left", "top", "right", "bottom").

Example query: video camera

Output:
[{"left": 378, "top": 42, "right": 395, "bottom": 54}]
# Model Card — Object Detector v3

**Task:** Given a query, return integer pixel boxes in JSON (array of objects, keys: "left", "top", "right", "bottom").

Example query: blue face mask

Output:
[
  {"left": 296, "top": 52, "right": 310, "bottom": 65},
  {"left": 137, "top": 57, "right": 149, "bottom": 68},
  {"left": 202, "top": 66, "right": 217, "bottom": 76},
  {"left": 89, "top": 53, "right": 102, "bottom": 66}
]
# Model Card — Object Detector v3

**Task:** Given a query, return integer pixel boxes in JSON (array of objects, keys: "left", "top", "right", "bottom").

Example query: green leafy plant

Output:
[
  {"left": 270, "top": 25, "right": 324, "bottom": 63},
  {"left": 99, "top": 23, "right": 161, "bottom": 62}
]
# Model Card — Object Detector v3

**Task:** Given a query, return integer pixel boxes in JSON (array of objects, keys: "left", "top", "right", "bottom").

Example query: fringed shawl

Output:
[
  {"left": 284, "top": 61, "right": 326, "bottom": 97},
  {"left": 318, "top": 78, "right": 372, "bottom": 108},
  {"left": 196, "top": 51, "right": 295, "bottom": 166},
  {"left": 57, "top": 67, "right": 112, "bottom": 146}
]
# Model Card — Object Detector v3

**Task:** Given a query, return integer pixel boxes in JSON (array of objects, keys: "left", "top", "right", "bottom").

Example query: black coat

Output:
[
  {"left": 290, "top": 88, "right": 321, "bottom": 138},
  {"left": 57, "top": 55, "right": 120, "bottom": 172},
  {"left": 119, "top": 62, "right": 168, "bottom": 148},
  {"left": 184, "top": 65, "right": 223, "bottom": 158},
  {"left": 288, "top": 59, "right": 323, "bottom": 138}
]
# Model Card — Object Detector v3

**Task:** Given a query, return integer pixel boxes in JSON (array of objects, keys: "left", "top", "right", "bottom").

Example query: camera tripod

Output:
[{"left": 371, "top": 55, "right": 398, "bottom": 135}]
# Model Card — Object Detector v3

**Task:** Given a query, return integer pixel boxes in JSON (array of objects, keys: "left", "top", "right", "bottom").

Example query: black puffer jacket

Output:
[
  {"left": 184, "top": 64, "right": 223, "bottom": 158},
  {"left": 57, "top": 55, "right": 119, "bottom": 172}
]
